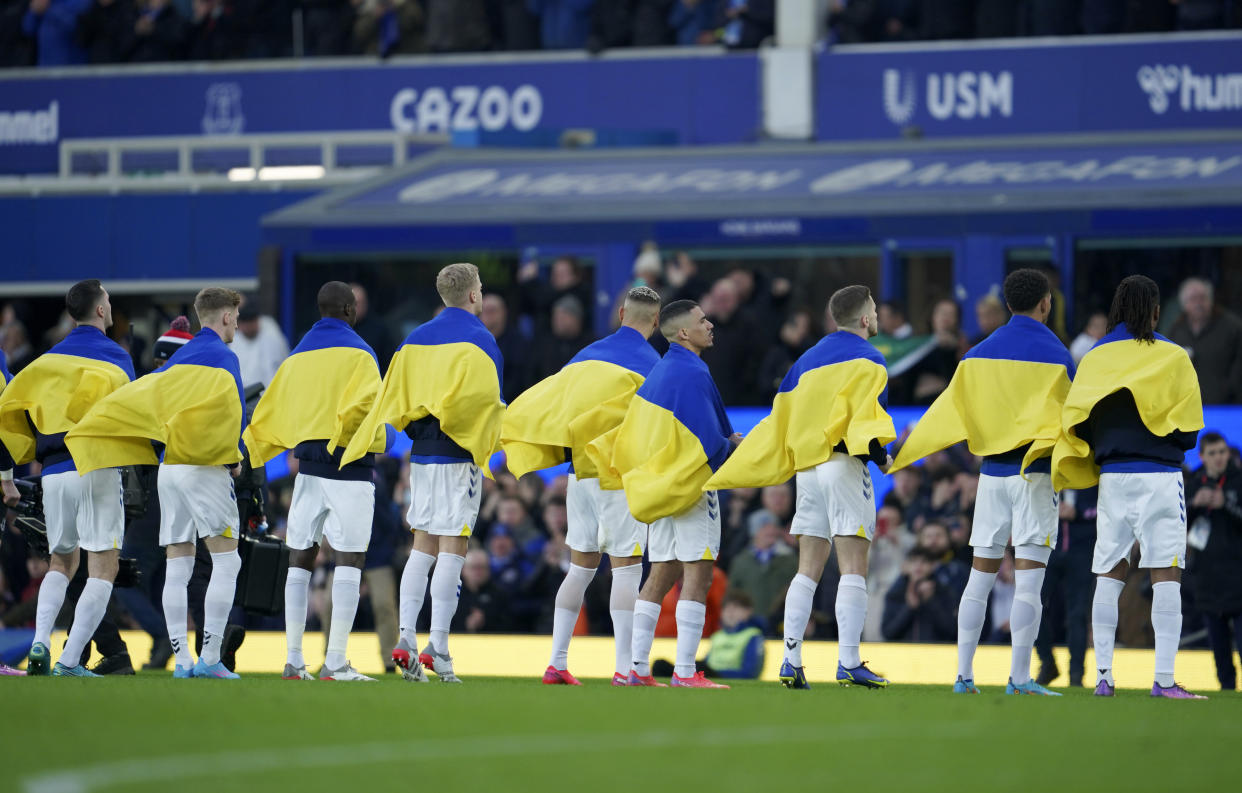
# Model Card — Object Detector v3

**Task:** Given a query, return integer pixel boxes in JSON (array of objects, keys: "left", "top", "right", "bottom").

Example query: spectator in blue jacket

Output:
[
  {"left": 527, "top": 0, "right": 593, "bottom": 49},
  {"left": 486, "top": 526, "right": 535, "bottom": 597},
  {"left": 669, "top": 0, "right": 718, "bottom": 45},
  {"left": 23, "top": 0, "right": 90, "bottom": 66}
]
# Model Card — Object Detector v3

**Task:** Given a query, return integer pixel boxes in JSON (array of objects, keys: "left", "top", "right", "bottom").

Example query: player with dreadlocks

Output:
[{"left": 1052, "top": 275, "right": 1206, "bottom": 699}]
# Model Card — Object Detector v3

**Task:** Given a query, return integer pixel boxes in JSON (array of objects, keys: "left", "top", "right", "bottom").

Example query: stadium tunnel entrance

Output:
[{"left": 262, "top": 133, "right": 1242, "bottom": 348}]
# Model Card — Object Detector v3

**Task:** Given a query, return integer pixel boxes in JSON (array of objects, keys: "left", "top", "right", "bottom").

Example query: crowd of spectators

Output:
[
  {"left": 829, "top": 0, "right": 1240, "bottom": 44},
  {"left": 4, "top": 257, "right": 1242, "bottom": 682},
  {"left": 0, "top": 0, "right": 777, "bottom": 68},
  {"left": 4, "top": 0, "right": 1237, "bottom": 69}
]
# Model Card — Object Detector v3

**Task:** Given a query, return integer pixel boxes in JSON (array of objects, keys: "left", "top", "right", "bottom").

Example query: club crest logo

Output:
[{"left": 202, "top": 82, "right": 245, "bottom": 136}]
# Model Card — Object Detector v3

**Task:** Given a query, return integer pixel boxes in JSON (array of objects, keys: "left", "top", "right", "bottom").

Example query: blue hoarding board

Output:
[
  {"left": 817, "top": 34, "right": 1242, "bottom": 140},
  {"left": 0, "top": 190, "right": 313, "bottom": 283},
  {"left": 0, "top": 53, "right": 759, "bottom": 175},
  {"left": 329, "top": 141, "right": 1242, "bottom": 213}
]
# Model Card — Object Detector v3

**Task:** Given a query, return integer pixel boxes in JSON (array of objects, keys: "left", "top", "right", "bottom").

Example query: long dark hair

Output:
[{"left": 1107, "top": 275, "right": 1160, "bottom": 343}]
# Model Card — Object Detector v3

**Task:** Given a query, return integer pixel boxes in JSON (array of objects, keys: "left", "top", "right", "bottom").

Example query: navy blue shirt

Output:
[{"left": 1082, "top": 390, "right": 1196, "bottom": 473}]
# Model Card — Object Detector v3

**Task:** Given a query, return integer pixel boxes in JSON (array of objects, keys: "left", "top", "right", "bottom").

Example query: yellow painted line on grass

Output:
[{"left": 86, "top": 630, "right": 1222, "bottom": 690}]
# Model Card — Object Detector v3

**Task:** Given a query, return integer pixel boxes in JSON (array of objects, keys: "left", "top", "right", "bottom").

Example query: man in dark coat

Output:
[
  {"left": 1186, "top": 431, "right": 1242, "bottom": 690},
  {"left": 1167, "top": 277, "right": 1242, "bottom": 405}
]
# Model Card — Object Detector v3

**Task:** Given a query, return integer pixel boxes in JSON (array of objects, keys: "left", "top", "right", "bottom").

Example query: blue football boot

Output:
[
  {"left": 837, "top": 662, "right": 889, "bottom": 688},
  {"left": 953, "top": 676, "right": 981, "bottom": 694},
  {"left": 779, "top": 659, "right": 811, "bottom": 690},
  {"left": 192, "top": 659, "right": 240, "bottom": 679},
  {"left": 1006, "top": 678, "right": 1062, "bottom": 696},
  {"left": 52, "top": 662, "right": 100, "bottom": 677}
]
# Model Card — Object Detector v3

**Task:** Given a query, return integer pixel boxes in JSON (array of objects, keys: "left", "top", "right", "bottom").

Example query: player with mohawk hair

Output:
[{"left": 502, "top": 286, "right": 662, "bottom": 686}]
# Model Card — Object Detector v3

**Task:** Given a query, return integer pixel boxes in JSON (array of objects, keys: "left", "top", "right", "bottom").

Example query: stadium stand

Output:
[{"left": 2, "top": 0, "right": 1241, "bottom": 691}]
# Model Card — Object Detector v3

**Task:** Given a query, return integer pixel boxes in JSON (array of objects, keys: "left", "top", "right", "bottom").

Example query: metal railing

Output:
[{"left": 57, "top": 130, "right": 447, "bottom": 180}]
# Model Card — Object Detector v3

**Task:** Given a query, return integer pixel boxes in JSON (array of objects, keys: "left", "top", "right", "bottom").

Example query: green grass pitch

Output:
[{"left": 4, "top": 674, "right": 1240, "bottom": 793}]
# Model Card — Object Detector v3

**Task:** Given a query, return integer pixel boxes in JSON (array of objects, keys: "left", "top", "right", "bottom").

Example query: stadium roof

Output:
[{"left": 262, "top": 132, "right": 1242, "bottom": 248}]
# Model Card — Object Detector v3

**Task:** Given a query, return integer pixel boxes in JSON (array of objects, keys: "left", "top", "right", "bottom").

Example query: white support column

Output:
[
  {"left": 763, "top": 0, "right": 825, "bottom": 140},
  {"left": 776, "top": 0, "right": 826, "bottom": 47}
]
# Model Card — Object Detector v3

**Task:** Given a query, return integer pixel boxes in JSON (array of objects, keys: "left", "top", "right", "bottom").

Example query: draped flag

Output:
[
  {"left": 342, "top": 307, "right": 504, "bottom": 471},
  {"left": 588, "top": 343, "right": 732, "bottom": 523},
  {"left": 501, "top": 326, "right": 659, "bottom": 479},
  {"left": 0, "top": 350, "right": 11, "bottom": 471},
  {"left": 892, "top": 316, "right": 1074, "bottom": 476},
  {"left": 0, "top": 327, "right": 134, "bottom": 466},
  {"left": 243, "top": 318, "right": 386, "bottom": 467},
  {"left": 707, "top": 331, "right": 894, "bottom": 490},
  {"left": 65, "top": 328, "right": 244, "bottom": 472},
  {"left": 1052, "top": 328, "right": 1203, "bottom": 491}
]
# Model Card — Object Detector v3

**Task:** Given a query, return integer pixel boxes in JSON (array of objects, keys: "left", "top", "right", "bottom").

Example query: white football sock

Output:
[
  {"left": 284, "top": 567, "right": 312, "bottom": 668},
  {"left": 549, "top": 563, "right": 595, "bottom": 670},
  {"left": 325, "top": 566, "right": 362, "bottom": 670},
  {"left": 630, "top": 599, "right": 660, "bottom": 677},
  {"left": 398, "top": 550, "right": 435, "bottom": 646},
  {"left": 60, "top": 577, "right": 112, "bottom": 668},
  {"left": 1009, "top": 567, "right": 1046, "bottom": 685},
  {"left": 1151, "top": 580, "right": 1182, "bottom": 688},
  {"left": 782, "top": 573, "right": 817, "bottom": 667},
  {"left": 609, "top": 564, "right": 642, "bottom": 677},
  {"left": 33, "top": 569, "right": 69, "bottom": 648},
  {"left": 162, "top": 556, "right": 195, "bottom": 669},
  {"left": 674, "top": 599, "right": 707, "bottom": 679},
  {"left": 836, "top": 574, "right": 868, "bottom": 669},
  {"left": 1092, "top": 576, "right": 1124, "bottom": 685},
  {"left": 428, "top": 552, "right": 464, "bottom": 655},
  {"left": 956, "top": 567, "right": 997, "bottom": 681},
  {"left": 200, "top": 550, "right": 241, "bottom": 665}
]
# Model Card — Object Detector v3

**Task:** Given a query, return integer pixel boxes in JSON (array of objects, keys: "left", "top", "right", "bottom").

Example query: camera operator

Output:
[
  {"left": 0, "top": 349, "right": 22, "bottom": 674},
  {"left": 1186, "top": 431, "right": 1242, "bottom": 690},
  {"left": 1, "top": 353, "right": 17, "bottom": 508}
]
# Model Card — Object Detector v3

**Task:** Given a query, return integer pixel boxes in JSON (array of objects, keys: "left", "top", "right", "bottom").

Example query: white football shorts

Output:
[
  {"left": 648, "top": 491, "right": 721, "bottom": 563},
  {"left": 790, "top": 452, "right": 876, "bottom": 541},
  {"left": 971, "top": 472, "right": 1058, "bottom": 559},
  {"left": 406, "top": 461, "right": 482, "bottom": 537},
  {"left": 1094, "top": 471, "right": 1187, "bottom": 574},
  {"left": 43, "top": 468, "right": 124, "bottom": 555},
  {"left": 158, "top": 464, "right": 240, "bottom": 546},
  {"left": 286, "top": 473, "right": 375, "bottom": 553},
  {"left": 566, "top": 474, "right": 647, "bottom": 558}
]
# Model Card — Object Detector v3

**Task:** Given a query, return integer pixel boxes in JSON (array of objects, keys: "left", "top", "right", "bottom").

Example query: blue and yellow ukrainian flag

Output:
[
  {"left": 0, "top": 326, "right": 135, "bottom": 465},
  {"left": 65, "top": 328, "right": 245, "bottom": 472},
  {"left": 707, "top": 331, "right": 894, "bottom": 490},
  {"left": 0, "top": 350, "right": 10, "bottom": 471},
  {"left": 588, "top": 343, "right": 733, "bottom": 524},
  {"left": 243, "top": 318, "right": 387, "bottom": 466},
  {"left": 501, "top": 326, "right": 659, "bottom": 479},
  {"left": 342, "top": 307, "right": 504, "bottom": 471},
  {"left": 892, "top": 315, "right": 1074, "bottom": 476},
  {"left": 1052, "top": 327, "right": 1203, "bottom": 491}
]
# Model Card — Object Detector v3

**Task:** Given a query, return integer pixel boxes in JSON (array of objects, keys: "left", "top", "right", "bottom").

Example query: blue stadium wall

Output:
[{"left": 0, "top": 191, "right": 315, "bottom": 284}]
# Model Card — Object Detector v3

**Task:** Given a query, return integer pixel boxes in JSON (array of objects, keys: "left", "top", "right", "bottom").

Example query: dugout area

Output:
[{"left": 262, "top": 132, "right": 1242, "bottom": 344}]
